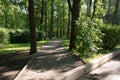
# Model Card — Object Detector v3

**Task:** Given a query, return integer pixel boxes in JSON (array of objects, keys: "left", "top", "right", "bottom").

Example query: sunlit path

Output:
[
  {"left": 15, "top": 40, "right": 84, "bottom": 80},
  {"left": 77, "top": 55, "right": 120, "bottom": 80}
]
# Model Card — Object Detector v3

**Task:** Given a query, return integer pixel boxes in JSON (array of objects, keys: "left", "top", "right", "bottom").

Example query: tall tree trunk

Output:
[
  {"left": 86, "top": 0, "right": 92, "bottom": 17},
  {"left": 49, "top": 0, "right": 54, "bottom": 39},
  {"left": 40, "top": 0, "right": 44, "bottom": 27},
  {"left": 112, "top": 0, "right": 120, "bottom": 25},
  {"left": 62, "top": 1, "right": 65, "bottom": 37},
  {"left": 91, "top": 0, "right": 97, "bottom": 19},
  {"left": 105, "top": 0, "right": 111, "bottom": 21},
  {"left": 68, "top": 0, "right": 81, "bottom": 50},
  {"left": 67, "top": 8, "right": 71, "bottom": 38},
  {"left": 28, "top": 0, "right": 37, "bottom": 54},
  {"left": 44, "top": 0, "right": 47, "bottom": 40},
  {"left": 107, "top": 0, "right": 111, "bottom": 14}
]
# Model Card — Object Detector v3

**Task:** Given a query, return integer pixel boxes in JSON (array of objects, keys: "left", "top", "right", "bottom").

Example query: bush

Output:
[
  {"left": 76, "top": 17, "right": 103, "bottom": 57},
  {"left": 101, "top": 25, "right": 120, "bottom": 49},
  {"left": 36, "top": 30, "right": 44, "bottom": 41},
  {"left": 9, "top": 29, "right": 44, "bottom": 43},
  {"left": 0, "top": 28, "right": 9, "bottom": 47}
]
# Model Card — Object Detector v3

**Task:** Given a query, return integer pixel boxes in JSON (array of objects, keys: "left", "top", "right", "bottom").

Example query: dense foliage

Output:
[
  {"left": 75, "top": 17, "right": 103, "bottom": 57},
  {"left": 101, "top": 25, "right": 120, "bottom": 49},
  {"left": 9, "top": 29, "right": 44, "bottom": 43},
  {"left": 0, "top": 28, "right": 9, "bottom": 47}
]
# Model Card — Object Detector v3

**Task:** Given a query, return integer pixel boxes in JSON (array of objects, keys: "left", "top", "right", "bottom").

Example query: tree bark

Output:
[
  {"left": 44, "top": 0, "right": 47, "bottom": 40},
  {"left": 28, "top": 0, "right": 37, "bottom": 54},
  {"left": 112, "top": 0, "right": 120, "bottom": 25},
  {"left": 67, "top": 8, "right": 71, "bottom": 38},
  {"left": 91, "top": 0, "right": 97, "bottom": 19},
  {"left": 49, "top": 0, "right": 54, "bottom": 40},
  {"left": 40, "top": 0, "right": 44, "bottom": 26},
  {"left": 68, "top": 0, "right": 81, "bottom": 50},
  {"left": 86, "top": 0, "right": 92, "bottom": 17}
]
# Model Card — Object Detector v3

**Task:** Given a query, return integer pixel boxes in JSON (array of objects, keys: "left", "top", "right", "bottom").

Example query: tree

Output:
[
  {"left": 67, "top": 0, "right": 81, "bottom": 50},
  {"left": 112, "top": 0, "right": 120, "bottom": 25},
  {"left": 28, "top": 0, "right": 37, "bottom": 54},
  {"left": 86, "top": 0, "right": 92, "bottom": 17},
  {"left": 91, "top": 0, "right": 97, "bottom": 19},
  {"left": 49, "top": 0, "right": 54, "bottom": 39}
]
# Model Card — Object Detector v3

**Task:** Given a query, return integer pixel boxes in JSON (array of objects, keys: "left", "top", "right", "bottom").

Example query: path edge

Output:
[
  {"left": 14, "top": 53, "right": 37, "bottom": 80},
  {"left": 52, "top": 50, "right": 120, "bottom": 80}
]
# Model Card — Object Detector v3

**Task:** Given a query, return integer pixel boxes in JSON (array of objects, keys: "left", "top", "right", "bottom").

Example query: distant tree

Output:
[
  {"left": 28, "top": 0, "right": 37, "bottom": 54},
  {"left": 91, "top": 0, "right": 97, "bottom": 19},
  {"left": 49, "top": 0, "right": 54, "bottom": 39},
  {"left": 86, "top": 0, "right": 92, "bottom": 17},
  {"left": 112, "top": 0, "right": 120, "bottom": 25}
]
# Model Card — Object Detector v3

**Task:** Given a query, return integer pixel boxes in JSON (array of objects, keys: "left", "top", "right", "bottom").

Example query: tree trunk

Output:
[
  {"left": 86, "top": 0, "right": 92, "bottom": 17},
  {"left": 40, "top": 0, "right": 44, "bottom": 26},
  {"left": 67, "top": 8, "right": 71, "bottom": 38},
  {"left": 28, "top": 0, "right": 37, "bottom": 54},
  {"left": 62, "top": 1, "right": 65, "bottom": 37},
  {"left": 49, "top": 0, "right": 54, "bottom": 40},
  {"left": 68, "top": 0, "right": 81, "bottom": 50},
  {"left": 44, "top": 0, "right": 47, "bottom": 40},
  {"left": 107, "top": 0, "right": 111, "bottom": 14},
  {"left": 112, "top": 0, "right": 120, "bottom": 25},
  {"left": 91, "top": 0, "right": 97, "bottom": 19}
]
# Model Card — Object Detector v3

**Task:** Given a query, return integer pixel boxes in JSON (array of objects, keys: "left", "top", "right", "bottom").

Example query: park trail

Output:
[{"left": 14, "top": 40, "right": 84, "bottom": 80}]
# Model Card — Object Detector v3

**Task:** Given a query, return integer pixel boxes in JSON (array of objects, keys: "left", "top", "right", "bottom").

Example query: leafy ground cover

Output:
[{"left": 61, "top": 39, "right": 120, "bottom": 63}]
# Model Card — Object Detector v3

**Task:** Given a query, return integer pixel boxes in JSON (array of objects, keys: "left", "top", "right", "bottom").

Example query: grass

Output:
[
  {"left": 0, "top": 40, "right": 48, "bottom": 54},
  {"left": 61, "top": 39, "right": 120, "bottom": 63},
  {"left": 0, "top": 40, "right": 48, "bottom": 75}
]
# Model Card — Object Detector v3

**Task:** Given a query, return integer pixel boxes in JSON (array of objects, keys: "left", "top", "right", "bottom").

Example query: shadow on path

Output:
[{"left": 16, "top": 40, "right": 84, "bottom": 80}]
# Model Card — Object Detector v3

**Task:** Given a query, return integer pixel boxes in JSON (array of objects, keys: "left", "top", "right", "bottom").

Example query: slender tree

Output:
[
  {"left": 67, "top": 8, "right": 70, "bottom": 38},
  {"left": 86, "top": 0, "right": 92, "bottom": 17},
  {"left": 91, "top": 0, "right": 97, "bottom": 19},
  {"left": 112, "top": 0, "right": 120, "bottom": 25},
  {"left": 40, "top": 0, "right": 44, "bottom": 26},
  {"left": 49, "top": 0, "right": 54, "bottom": 39},
  {"left": 44, "top": 0, "right": 47, "bottom": 40},
  {"left": 28, "top": 0, "right": 37, "bottom": 54}
]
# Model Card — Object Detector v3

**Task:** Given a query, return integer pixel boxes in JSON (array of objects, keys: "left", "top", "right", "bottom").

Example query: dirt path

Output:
[
  {"left": 77, "top": 55, "right": 120, "bottom": 80},
  {"left": 15, "top": 40, "right": 84, "bottom": 80}
]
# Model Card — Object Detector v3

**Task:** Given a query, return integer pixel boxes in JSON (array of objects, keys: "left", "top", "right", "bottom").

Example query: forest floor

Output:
[
  {"left": 0, "top": 50, "right": 32, "bottom": 80},
  {"left": 0, "top": 40, "right": 84, "bottom": 80}
]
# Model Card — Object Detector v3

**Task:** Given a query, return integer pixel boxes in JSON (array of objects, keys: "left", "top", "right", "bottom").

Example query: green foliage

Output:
[
  {"left": 9, "top": 29, "right": 44, "bottom": 43},
  {"left": 101, "top": 25, "right": 120, "bottom": 49},
  {"left": 0, "top": 27, "right": 9, "bottom": 47},
  {"left": 75, "top": 17, "right": 103, "bottom": 58}
]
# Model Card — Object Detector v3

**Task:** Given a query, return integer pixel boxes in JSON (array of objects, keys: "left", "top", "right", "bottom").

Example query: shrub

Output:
[
  {"left": 75, "top": 17, "right": 103, "bottom": 58},
  {"left": 0, "top": 27, "right": 9, "bottom": 47},
  {"left": 36, "top": 30, "right": 44, "bottom": 41},
  {"left": 101, "top": 25, "right": 120, "bottom": 49},
  {"left": 9, "top": 29, "right": 44, "bottom": 43}
]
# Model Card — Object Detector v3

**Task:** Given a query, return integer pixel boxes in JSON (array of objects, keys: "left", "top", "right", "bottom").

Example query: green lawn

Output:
[{"left": 0, "top": 41, "right": 48, "bottom": 54}]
